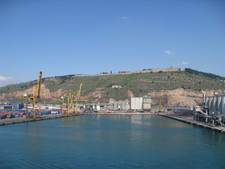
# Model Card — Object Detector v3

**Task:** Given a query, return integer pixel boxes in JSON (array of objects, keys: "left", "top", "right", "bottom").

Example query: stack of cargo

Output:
[
  {"left": 13, "top": 104, "right": 24, "bottom": 110},
  {"left": 0, "top": 104, "right": 12, "bottom": 110}
]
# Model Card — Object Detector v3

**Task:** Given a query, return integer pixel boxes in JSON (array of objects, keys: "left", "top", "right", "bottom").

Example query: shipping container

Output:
[
  {"left": 51, "top": 110, "right": 59, "bottom": 114},
  {"left": 13, "top": 104, "right": 24, "bottom": 110}
]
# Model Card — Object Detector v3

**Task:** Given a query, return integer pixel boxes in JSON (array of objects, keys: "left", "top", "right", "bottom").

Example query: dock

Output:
[
  {"left": 0, "top": 114, "right": 80, "bottom": 126},
  {"left": 160, "top": 113, "right": 225, "bottom": 133}
]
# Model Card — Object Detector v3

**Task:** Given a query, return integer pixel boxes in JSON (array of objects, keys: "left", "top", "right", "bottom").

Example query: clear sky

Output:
[{"left": 0, "top": 0, "right": 225, "bottom": 86}]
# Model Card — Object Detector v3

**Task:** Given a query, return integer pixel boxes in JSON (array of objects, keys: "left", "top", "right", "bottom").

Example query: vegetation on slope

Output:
[
  {"left": 185, "top": 68, "right": 225, "bottom": 80},
  {"left": 0, "top": 69, "right": 224, "bottom": 103}
]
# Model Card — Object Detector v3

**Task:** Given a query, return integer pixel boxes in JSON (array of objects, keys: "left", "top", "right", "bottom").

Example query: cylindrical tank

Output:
[
  {"left": 205, "top": 97, "right": 209, "bottom": 108},
  {"left": 204, "top": 93, "right": 225, "bottom": 115},
  {"left": 209, "top": 97, "right": 214, "bottom": 115},
  {"left": 217, "top": 95, "right": 222, "bottom": 114},
  {"left": 222, "top": 95, "right": 225, "bottom": 116},
  {"left": 202, "top": 94, "right": 206, "bottom": 104},
  {"left": 212, "top": 96, "right": 217, "bottom": 113},
  {"left": 215, "top": 95, "right": 219, "bottom": 113}
]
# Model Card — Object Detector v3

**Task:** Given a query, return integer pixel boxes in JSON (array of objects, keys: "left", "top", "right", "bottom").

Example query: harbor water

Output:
[{"left": 0, "top": 115, "right": 225, "bottom": 169}]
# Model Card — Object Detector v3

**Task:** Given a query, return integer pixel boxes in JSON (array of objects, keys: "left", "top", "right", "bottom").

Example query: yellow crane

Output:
[
  {"left": 22, "top": 71, "right": 42, "bottom": 118},
  {"left": 54, "top": 90, "right": 75, "bottom": 115},
  {"left": 54, "top": 83, "right": 87, "bottom": 115},
  {"left": 74, "top": 83, "right": 85, "bottom": 112},
  {"left": 77, "top": 83, "right": 83, "bottom": 98}
]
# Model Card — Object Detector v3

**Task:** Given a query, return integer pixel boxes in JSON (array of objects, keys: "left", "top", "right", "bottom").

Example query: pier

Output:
[
  {"left": 160, "top": 113, "right": 225, "bottom": 133},
  {"left": 0, "top": 114, "right": 80, "bottom": 126}
]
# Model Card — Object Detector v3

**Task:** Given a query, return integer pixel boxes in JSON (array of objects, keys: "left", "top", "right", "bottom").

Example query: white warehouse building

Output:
[{"left": 131, "top": 96, "right": 151, "bottom": 111}]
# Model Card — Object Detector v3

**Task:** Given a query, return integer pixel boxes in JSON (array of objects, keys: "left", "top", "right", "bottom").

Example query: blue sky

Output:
[{"left": 0, "top": 0, "right": 225, "bottom": 86}]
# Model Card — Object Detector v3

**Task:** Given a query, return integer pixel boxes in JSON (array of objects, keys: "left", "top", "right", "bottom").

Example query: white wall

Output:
[{"left": 131, "top": 97, "right": 143, "bottom": 110}]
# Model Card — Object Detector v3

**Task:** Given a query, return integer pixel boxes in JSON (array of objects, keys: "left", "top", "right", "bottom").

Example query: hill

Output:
[
  {"left": 184, "top": 68, "right": 225, "bottom": 80},
  {"left": 0, "top": 68, "right": 224, "bottom": 106}
]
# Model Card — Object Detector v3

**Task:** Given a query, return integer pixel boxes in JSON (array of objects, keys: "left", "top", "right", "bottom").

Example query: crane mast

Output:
[
  {"left": 22, "top": 71, "right": 42, "bottom": 118},
  {"left": 77, "top": 83, "right": 83, "bottom": 98},
  {"left": 36, "top": 71, "right": 42, "bottom": 98}
]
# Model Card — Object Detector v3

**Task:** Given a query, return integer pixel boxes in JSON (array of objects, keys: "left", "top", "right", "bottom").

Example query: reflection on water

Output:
[{"left": 0, "top": 115, "right": 225, "bottom": 169}]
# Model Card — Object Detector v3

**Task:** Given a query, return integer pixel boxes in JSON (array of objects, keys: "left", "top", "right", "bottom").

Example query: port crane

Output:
[
  {"left": 55, "top": 83, "right": 87, "bottom": 115},
  {"left": 22, "top": 71, "right": 42, "bottom": 118},
  {"left": 74, "top": 83, "right": 84, "bottom": 112}
]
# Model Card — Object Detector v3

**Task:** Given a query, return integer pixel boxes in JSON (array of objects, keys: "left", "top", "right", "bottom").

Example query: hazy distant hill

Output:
[{"left": 0, "top": 68, "right": 224, "bottom": 105}]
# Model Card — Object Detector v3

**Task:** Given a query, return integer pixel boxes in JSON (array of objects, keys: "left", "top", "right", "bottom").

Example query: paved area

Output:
[{"left": 160, "top": 113, "right": 225, "bottom": 133}]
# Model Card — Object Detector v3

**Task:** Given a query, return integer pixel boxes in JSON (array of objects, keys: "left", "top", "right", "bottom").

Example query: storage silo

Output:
[
  {"left": 205, "top": 96, "right": 209, "bottom": 108},
  {"left": 217, "top": 95, "right": 222, "bottom": 114},
  {"left": 222, "top": 95, "right": 225, "bottom": 115},
  {"left": 209, "top": 97, "right": 214, "bottom": 115},
  {"left": 202, "top": 94, "right": 206, "bottom": 104},
  {"left": 214, "top": 95, "right": 219, "bottom": 113}
]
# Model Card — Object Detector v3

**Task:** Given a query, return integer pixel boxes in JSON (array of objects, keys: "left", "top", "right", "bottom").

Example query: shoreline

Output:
[
  {"left": 0, "top": 112, "right": 158, "bottom": 126},
  {"left": 0, "top": 114, "right": 80, "bottom": 126},
  {"left": 2, "top": 112, "right": 225, "bottom": 133}
]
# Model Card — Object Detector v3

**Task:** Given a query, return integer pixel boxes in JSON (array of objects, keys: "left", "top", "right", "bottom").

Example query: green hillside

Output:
[
  {"left": 184, "top": 68, "right": 225, "bottom": 80},
  {"left": 0, "top": 69, "right": 224, "bottom": 103}
]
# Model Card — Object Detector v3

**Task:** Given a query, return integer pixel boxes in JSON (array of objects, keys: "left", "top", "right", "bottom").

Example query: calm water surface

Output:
[{"left": 0, "top": 115, "right": 225, "bottom": 169}]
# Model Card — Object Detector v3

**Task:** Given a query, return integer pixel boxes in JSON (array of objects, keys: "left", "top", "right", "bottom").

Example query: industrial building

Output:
[
  {"left": 131, "top": 96, "right": 151, "bottom": 111},
  {"left": 204, "top": 93, "right": 225, "bottom": 116},
  {"left": 108, "top": 99, "right": 130, "bottom": 111},
  {"left": 83, "top": 97, "right": 150, "bottom": 113},
  {"left": 194, "top": 92, "right": 225, "bottom": 126}
]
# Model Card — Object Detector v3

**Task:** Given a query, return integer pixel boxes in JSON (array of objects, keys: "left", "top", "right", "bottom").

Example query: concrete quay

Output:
[
  {"left": 0, "top": 114, "right": 80, "bottom": 126},
  {"left": 160, "top": 113, "right": 225, "bottom": 133}
]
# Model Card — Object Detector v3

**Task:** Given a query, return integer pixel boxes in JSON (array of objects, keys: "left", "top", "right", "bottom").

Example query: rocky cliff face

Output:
[
  {"left": 0, "top": 84, "right": 62, "bottom": 101},
  {"left": 147, "top": 88, "right": 202, "bottom": 107}
]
